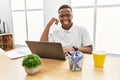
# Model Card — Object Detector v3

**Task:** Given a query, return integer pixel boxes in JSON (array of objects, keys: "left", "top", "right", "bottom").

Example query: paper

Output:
[
  {"left": 4, "top": 47, "right": 32, "bottom": 59},
  {"left": 0, "top": 48, "right": 5, "bottom": 54}
]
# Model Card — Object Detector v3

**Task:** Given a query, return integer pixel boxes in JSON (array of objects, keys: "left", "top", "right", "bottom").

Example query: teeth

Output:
[{"left": 64, "top": 21, "right": 69, "bottom": 25}]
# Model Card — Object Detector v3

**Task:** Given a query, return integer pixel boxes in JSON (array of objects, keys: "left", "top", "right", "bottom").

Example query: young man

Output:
[{"left": 40, "top": 4, "right": 93, "bottom": 54}]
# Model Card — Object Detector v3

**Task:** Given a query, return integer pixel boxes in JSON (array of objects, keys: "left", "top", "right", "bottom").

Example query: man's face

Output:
[{"left": 59, "top": 8, "right": 73, "bottom": 30}]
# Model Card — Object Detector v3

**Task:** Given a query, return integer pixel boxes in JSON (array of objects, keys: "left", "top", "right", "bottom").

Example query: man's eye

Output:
[
  {"left": 60, "top": 15, "right": 64, "bottom": 18},
  {"left": 59, "top": 14, "right": 72, "bottom": 18},
  {"left": 66, "top": 14, "right": 72, "bottom": 17}
]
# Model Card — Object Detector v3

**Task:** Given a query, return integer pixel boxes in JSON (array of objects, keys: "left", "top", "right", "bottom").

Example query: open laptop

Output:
[{"left": 25, "top": 41, "right": 66, "bottom": 60}]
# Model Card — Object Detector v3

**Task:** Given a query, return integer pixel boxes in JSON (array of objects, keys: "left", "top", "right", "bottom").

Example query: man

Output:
[{"left": 40, "top": 4, "right": 93, "bottom": 54}]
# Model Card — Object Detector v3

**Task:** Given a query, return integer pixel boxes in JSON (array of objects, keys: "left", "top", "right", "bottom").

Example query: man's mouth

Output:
[{"left": 63, "top": 21, "right": 69, "bottom": 25}]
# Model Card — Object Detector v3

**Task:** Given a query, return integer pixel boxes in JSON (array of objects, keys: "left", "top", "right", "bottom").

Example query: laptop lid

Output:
[{"left": 25, "top": 41, "right": 66, "bottom": 60}]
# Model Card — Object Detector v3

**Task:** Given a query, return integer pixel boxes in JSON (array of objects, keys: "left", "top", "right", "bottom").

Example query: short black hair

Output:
[{"left": 58, "top": 4, "right": 72, "bottom": 13}]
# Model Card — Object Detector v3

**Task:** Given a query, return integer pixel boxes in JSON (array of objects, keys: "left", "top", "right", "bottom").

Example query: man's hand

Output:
[
  {"left": 63, "top": 48, "right": 75, "bottom": 54},
  {"left": 47, "top": 17, "right": 59, "bottom": 27},
  {"left": 40, "top": 17, "right": 59, "bottom": 42}
]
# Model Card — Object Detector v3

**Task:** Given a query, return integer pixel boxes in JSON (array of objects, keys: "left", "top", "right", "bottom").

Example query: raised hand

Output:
[{"left": 47, "top": 17, "right": 59, "bottom": 27}]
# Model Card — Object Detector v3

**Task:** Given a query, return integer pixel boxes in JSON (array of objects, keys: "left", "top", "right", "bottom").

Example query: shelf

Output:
[{"left": 0, "top": 33, "right": 14, "bottom": 51}]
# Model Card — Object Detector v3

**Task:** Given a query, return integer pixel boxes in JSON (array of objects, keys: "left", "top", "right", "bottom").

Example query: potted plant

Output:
[{"left": 22, "top": 54, "right": 42, "bottom": 75}]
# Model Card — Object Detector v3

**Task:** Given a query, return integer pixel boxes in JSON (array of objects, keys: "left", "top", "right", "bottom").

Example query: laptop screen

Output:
[{"left": 26, "top": 41, "right": 66, "bottom": 60}]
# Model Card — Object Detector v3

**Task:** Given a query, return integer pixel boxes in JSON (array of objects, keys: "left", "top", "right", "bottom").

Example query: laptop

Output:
[{"left": 25, "top": 41, "right": 66, "bottom": 60}]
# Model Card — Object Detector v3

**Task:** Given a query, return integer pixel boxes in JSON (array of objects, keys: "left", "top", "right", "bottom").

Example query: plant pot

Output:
[{"left": 25, "top": 65, "right": 40, "bottom": 75}]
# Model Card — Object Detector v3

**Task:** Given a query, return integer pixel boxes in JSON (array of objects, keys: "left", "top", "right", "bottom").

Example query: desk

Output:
[{"left": 0, "top": 52, "right": 120, "bottom": 80}]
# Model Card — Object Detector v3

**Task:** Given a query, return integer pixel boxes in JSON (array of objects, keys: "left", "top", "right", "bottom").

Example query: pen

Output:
[
  {"left": 67, "top": 51, "right": 72, "bottom": 56},
  {"left": 73, "top": 46, "right": 78, "bottom": 56}
]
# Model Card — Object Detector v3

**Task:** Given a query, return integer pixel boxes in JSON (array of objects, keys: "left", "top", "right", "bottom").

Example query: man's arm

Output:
[
  {"left": 40, "top": 18, "right": 59, "bottom": 42},
  {"left": 64, "top": 45, "right": 93, "bottom": 54},
  {"left": 78, "top": 45, "right": 93, "bottom": 54}
]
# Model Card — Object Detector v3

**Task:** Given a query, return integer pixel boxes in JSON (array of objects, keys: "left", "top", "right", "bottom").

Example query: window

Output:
[
  {"left": 10, "top": 0, "right": 44, "bottom": 46},
  {"left": 97, "top": 0, "right": 120, "bottom": 5},
  {"left": 96, "top": 7, "right": 120, "bottom": 54},
  {"left": 71, "top": 0, "right": 120, "bottom": 54},
  {"left": 12, "top": 12, "right": 27, "bottom": 45},
  {"left": 71, "top": 0, "right": 94, "bottom": 7}
]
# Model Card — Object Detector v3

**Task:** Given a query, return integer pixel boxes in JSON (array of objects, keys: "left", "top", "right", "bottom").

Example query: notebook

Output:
[
  {"left": 4, "top": 47, "right": 32, "bottom": 59},
  {"left": 25, "top": 41, "right": 66, "bottom": 60}
]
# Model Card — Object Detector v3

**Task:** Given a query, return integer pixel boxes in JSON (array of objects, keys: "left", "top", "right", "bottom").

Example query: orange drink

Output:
[{"left": 93, "top": 51, "right": 106, "bottom": 68}]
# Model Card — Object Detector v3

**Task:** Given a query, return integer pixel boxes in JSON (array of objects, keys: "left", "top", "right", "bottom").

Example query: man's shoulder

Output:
[{"left": 73, "top": 24, "right": 86, "bottom": 30}]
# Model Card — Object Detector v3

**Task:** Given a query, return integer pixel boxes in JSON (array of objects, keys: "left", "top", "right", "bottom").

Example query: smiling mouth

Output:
[{"left": 63, "top": 21, "right": 69, "bottom": 25}]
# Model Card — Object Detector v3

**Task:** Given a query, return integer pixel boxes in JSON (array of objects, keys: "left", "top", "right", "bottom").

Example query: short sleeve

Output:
[{"left": 81, "top": 28, "right": 92, "bottom": 47}]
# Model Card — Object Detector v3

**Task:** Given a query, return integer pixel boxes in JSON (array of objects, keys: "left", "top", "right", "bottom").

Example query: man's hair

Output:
[{"left": 58, "top": 4, "right": 72, "bottom": 13}]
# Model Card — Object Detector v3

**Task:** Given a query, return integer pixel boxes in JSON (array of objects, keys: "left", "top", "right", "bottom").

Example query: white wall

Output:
[
  {"left": 44, "top": 0, "right": 70, "bottom": 26},
  {"left": 0, "top": 0, "right": 13, "bottom": 32}
]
